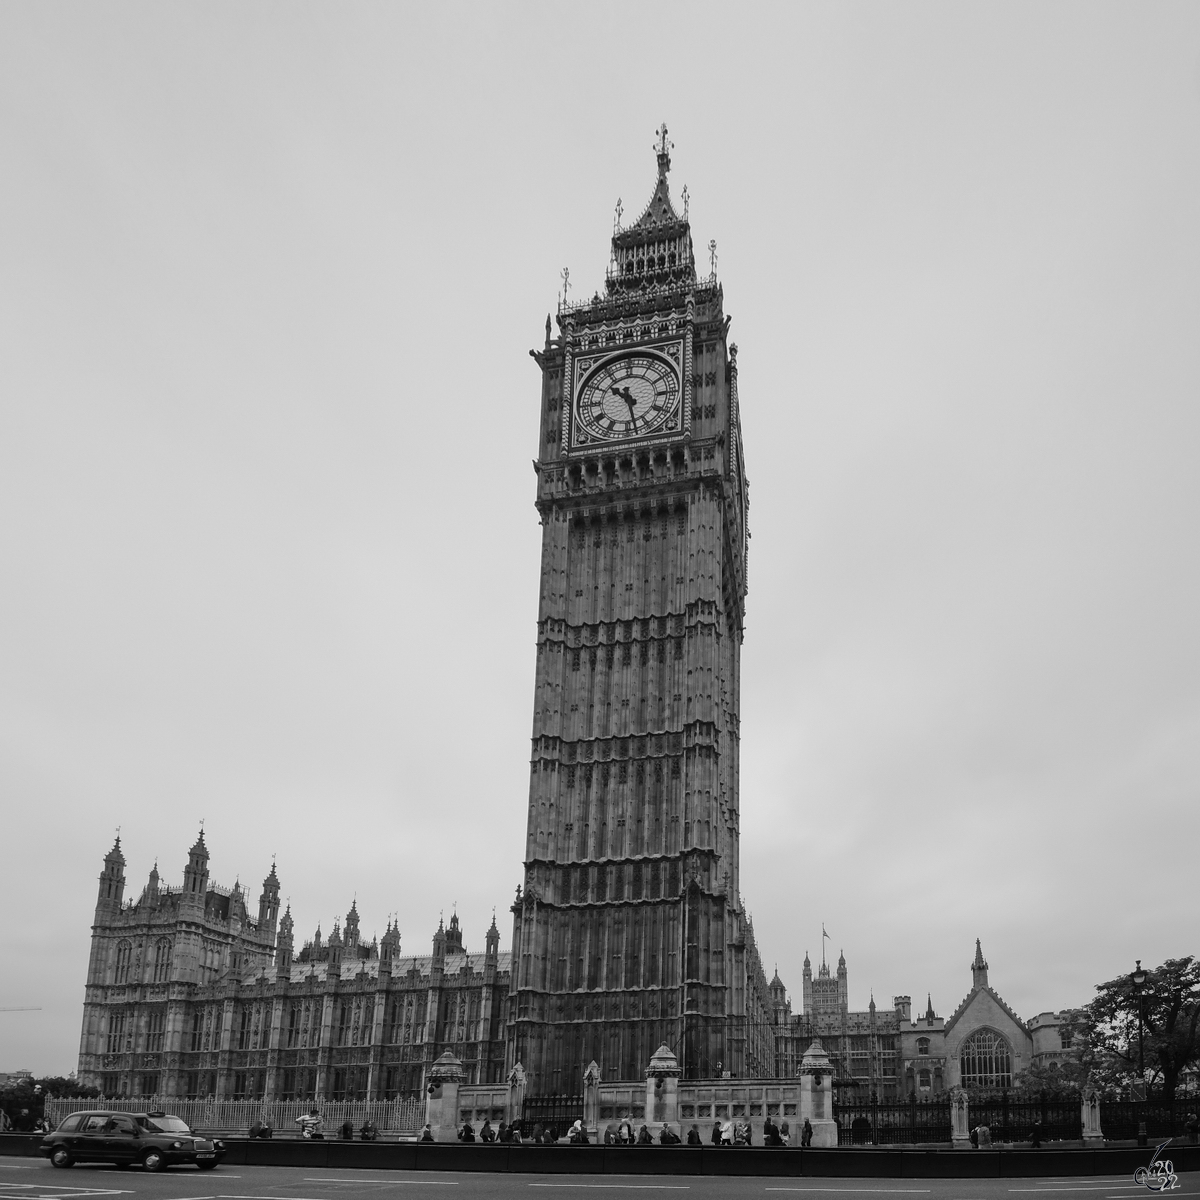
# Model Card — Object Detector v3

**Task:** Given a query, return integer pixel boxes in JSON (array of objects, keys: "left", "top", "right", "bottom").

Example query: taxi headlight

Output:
[
  {"left": 171, "top": 1141, "right": 183, "bottom": 1149},
  {"left": 215, "top": 1140, "right": 225, "bottom": 1149}
]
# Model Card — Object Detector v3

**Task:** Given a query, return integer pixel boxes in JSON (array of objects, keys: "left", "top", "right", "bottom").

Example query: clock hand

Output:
[{"left": 611, "top": 385, "right": 638, "bottom": 423}]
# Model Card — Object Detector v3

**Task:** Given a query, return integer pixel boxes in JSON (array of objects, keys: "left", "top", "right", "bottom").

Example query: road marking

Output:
[
  {"left": 0, "top": 1189, "right": 131, "bottom": 1199},
  {"left": 1011, "top": 1189, "right": 1146, "bottom": 1193},
  {"left": 301, "top": 1182, "right": 459, "bottom": 1188},
  {"left": 765, "top": 1192, "right": 932, "bottom": 1196},
  {"left": 528, "top": 1189, "right": 690, "bottom": 1193}
]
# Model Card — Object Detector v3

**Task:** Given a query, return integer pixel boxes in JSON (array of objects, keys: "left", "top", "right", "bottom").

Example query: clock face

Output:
[{"left": 572, "top": 348, "right": 682, "bottom": 446}]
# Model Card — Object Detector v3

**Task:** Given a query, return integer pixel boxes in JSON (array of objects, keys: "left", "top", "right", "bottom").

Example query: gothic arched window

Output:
[
  {"left": 960, "top": 1029, "right": 1013, "bottom": 1089},
  {"left": 114, "top": 940, "right": 133, "bottom": 985},
  {"left": 152, "top": 938, "right": 172, "bottom": 983},
  {"left": 916, "top": 1037, "right": 930, "bottom": 1055}
]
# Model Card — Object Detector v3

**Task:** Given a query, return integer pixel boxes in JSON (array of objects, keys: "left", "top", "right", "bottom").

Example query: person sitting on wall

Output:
[
  {"left": 568, "top": 1119, "right": 589, "bottom": 1144},
  {"left": 720, "top": 1118, "right": 734, "bottom": 1146},
  {"left": 248, "top": 1119, "right": 273, "bottom": 1139},
  {"left": 762, "top": 1115, "right": 780, "bottom": 1146},
  {"left": 296, "top": 1109, "right": 323, "bottom": 1139},
  {"left": 531, "top": 1121, "right": 543, "bottom": 1144},
  {"left": 458, "top": 1120, "right": 476, "bottom": 1142},
  {"left": 496, "top": 1121, "right": 510, "bottom": 1143},
  {"left": 339, "top": 1119, "right": 355, "bottom": 1141},
  {"left": 603, "top": 1124, "right": 616, "bottom": 1144},
  {"left": 658, "top": 1124, "right": 681, "bottom": 1145},
  {"left": 359, "top": 1118, "right": 379, "bottom": 1142},
  {"left": 779, "top": 1120, "right": 791, "bottom": 1147},
  {"left": 542, "top": 1123, "right": 558, "bottom": 1144},
  {"left": 976, "top": 1123, "right": 991, "bottom": 1148},
  {"left": 636, "top": 1124, "right": 653, "bottom": 1145},
  {"left": 687, "top": 1124, "right": 702, "bottom": 1146},
  {"left": 479, "top": 1119, "right": 495, "bottom": 1143},
  {"left": 419, "top": 1123, "right": 434, "bottom": 1142},
  {"left": 617, "top": 1117, "right": 633, "bottom": 1144},
  {"left": 734, "top": 1119, "right": 751, "bottom": 1146}
]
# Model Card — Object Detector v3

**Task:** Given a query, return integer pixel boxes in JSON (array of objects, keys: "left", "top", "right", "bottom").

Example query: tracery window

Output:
[
  {"left": 106, "top": 1010, "right": 126, "bottom": 1054},
  {"left": 152, "top": 938, "right": 172, "bottom": 983},
  {"left": 959, "top": 1029, "right": 1013, "bottom": 1090},
  {"left": 916, "top": 1036, "right": 930, "bottom": 1055},
  {"left": 114, "top": 940, "right": 133, "bottom": 985},
  {"left": 146, "top": 1009, "right": 166, "bottom": 1052}
]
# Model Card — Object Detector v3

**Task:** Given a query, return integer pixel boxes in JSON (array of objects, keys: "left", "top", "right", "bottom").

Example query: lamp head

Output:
[{"left": 1132, "top": 960, "right": 1147, "bottom": 988}]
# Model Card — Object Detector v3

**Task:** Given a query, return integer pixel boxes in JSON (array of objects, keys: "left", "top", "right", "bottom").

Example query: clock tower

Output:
[{"left": 509, "top": 129, "right": 766, "bottom": 1092}]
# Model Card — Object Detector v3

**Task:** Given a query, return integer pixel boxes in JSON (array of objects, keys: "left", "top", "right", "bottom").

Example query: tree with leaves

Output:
[
  {"left": 1073, "top": 957, "right": 1200, "bottom": 1101},
  {"left": 0, "top": 1076, "right": 100, "bottom": 1127}
]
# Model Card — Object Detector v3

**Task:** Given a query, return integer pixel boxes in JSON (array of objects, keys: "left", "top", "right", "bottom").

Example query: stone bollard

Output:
[
  {"left": 425, "top": 1050, "right": 465, "bottom": 1143},
  {"left": 583, "top": 1061, "right": 601, "bottom": 1138},
  {"left": 951, "top": 1087, "right": 971, "bottom": 1149},
  {"left": 799, "top": 1040, "right": 838, "bottom": 1147},
  {"left": 1081, "top": 1088, "right": 1104, "bottom": 1147},
  {"left": 645, "top": 1044, "right": 681, "bottom": 1138},
  {"left": 506, "top": 1061, "right": 527, "bottom": 1128}
]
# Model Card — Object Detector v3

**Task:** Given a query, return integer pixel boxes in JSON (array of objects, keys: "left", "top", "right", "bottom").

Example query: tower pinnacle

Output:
[{"left": 655, "top": 122, "right": 672, "bottom": 175}]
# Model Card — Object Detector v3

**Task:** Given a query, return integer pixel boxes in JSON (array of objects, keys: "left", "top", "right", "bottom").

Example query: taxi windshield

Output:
[{"left": 139, "top": 1116, "right": 192, "bottom": 1134}]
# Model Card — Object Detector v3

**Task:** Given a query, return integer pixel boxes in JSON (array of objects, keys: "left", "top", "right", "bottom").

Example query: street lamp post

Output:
[{"left": 1131, "top": 960, "right": 1147, "bottom": 1100}]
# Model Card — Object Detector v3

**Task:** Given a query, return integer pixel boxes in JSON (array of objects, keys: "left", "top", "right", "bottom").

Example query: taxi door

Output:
[
  {"left": 75, "top": 1113, "right": 112, "bottom": 1161},
  {"left": 103, "top": 1115, "right": 142, "bottom": 1164}
]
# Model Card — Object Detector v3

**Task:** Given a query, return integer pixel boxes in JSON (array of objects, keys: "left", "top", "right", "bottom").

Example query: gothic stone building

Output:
[
  {"left": 767, "top": 941, "right": 1079, "bottom": 1100},
  {"left": 78, "top": 834, "right": 510, "bottom": 1099},
  {"left": 508, "top": 129, "right": 770, "bottom": 1093}
]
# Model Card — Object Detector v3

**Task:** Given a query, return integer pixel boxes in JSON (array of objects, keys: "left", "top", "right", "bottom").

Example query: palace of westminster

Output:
[{"left": 77, "top": 131, "right": 1077, "bottom": 1106}]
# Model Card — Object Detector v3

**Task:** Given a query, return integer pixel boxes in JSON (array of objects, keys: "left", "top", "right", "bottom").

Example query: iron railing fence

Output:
[
  {"left": 43, "top": 1096, "right": 424, "bottom": 1137},
  {"left": 966, "top": 1091, "right": 1082, "bottom": 1142},
  {"left": 1100, "top": 1100, "right": 1189, "bottom": 1140},
  {"left": 832, "top": 1096, "right": 952, "bottom": 1145},
  {"left": 521, "top": 1094, "right": 584, "bottom": 1134}
]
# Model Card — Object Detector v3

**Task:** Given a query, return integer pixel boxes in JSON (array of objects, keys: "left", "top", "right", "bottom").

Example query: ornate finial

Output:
[
  {"left": 560, "top": 266, "right": 570, "bottom": 308},
  {"left": 654, "top": 123, "right": 673, "bottom": 177},
  {"left": 614, "top": 197, "right": 623, "bottom": 233},
  {"left": 544, "top": 313, "right": 551, "bottom": 348},
  {"left": 681, "top": 184, "right": 689, "bottom": 222},
  {"left": 708, "top": 239, "right": 718, "bottom": 276}
]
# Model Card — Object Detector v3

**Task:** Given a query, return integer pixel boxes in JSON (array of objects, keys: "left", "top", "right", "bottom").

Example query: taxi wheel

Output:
[
  {"left": 50, "top": 1148, "right": 73, "bottom": 1169},
  {"left": 142, "top": 1149, "right": 166, "bottom": 1172}
]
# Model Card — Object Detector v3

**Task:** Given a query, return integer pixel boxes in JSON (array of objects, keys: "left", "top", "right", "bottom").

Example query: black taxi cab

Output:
[{"left": 41, "top": 1110, "right": 226, "bottom": 1171}]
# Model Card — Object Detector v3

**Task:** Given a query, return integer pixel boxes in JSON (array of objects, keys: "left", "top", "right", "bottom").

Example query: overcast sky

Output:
[{"left": 2, "top": 3, "right": 1197, "bottom": 1077}]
